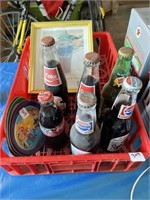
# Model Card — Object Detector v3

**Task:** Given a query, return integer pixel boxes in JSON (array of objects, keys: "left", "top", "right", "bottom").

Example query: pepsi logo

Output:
[{"left": 124, "top": 107, "right": 134, "bottom": 116}]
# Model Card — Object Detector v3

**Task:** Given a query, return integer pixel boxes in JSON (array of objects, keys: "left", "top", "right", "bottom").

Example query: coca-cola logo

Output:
[
  {"left": 45, "top": 73, "right": 58, "bottom": 81},
  {"left": 44, "top": 66, "right": 62, "bottom": 86},
  {"left": 79, "top": 82, "right": 95, "bottom": 94}
]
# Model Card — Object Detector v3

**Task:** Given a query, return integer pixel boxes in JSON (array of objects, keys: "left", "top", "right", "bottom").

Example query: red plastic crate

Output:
[{"left": 0, "top": 32, "right": 150, "bottom": 176}]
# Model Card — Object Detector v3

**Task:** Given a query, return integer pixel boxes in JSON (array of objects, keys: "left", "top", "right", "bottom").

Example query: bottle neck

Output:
[
  {"left": 77, "top": 104, "right": 97, "bottom": 124},
  {"left": 42, "top": 45, "right": 59, "bottom": 67},
  {"left": 78, "top": 104, "right": 96, "bottom": 111},
  {"left": 82, "top": 62, "right": 100, "bottom": 82},
  {"left": 108, "top": 56, "right": 132, "bottom": 85},
  {"left": 40, "top": 100, "right": 55, "bottom": 108},
  {"left": 112, "top": 87, "right": 139, "bottom": 120}
]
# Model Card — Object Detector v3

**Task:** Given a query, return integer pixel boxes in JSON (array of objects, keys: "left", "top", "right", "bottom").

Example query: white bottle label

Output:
[
  {"left": 107, "top": 134, "right": 129, "bottom": 151},
  {"left": 118, "top": 104, "right": 135, "bottom": 119},
  {"left": 71, "top": 144, "right": 91, "bottom": 155},
  {"left": 39, "top": 119, "right": 64, "bottom": 137},
  {"left": 75, "top": 116, "right": 94, "bottom": 134}
]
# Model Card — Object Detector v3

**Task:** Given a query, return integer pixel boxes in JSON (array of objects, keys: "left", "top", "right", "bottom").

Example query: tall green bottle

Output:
[{"left": 101, "top": 47, "right": 134, "bottom": 114}]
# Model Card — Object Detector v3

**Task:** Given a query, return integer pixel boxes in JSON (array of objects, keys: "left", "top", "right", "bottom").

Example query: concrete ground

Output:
[{"left": 105, "top": 1, "right": 150, "bottom": 50}]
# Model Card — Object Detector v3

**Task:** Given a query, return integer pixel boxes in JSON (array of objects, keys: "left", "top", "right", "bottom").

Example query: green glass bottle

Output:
[{"left": 101, "top": 47, "right": 134, "bottom": 114}]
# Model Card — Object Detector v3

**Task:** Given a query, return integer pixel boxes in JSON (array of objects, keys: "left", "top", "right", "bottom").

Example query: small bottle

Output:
[
  {"left": 101, "top": 47, "right": 134, "bottom": 114},
  {"left": 100, "top": 76, "right": 142, "bottom": 152},
  {"left": 38, "top": 90, "right": 67, "bottom": 150},
  {"left": 41, "top": 36, "right": 68, "bottom": 113},
  {"left": 77, "top": 52, "right": 100, "bottom": 116},
  {"left": 70, "top": 92, "right": 100, "bottom": 154}
]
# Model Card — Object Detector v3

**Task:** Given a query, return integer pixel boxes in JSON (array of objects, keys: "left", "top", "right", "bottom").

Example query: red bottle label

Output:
[
  {"left": 44, "top": 66, "right": 62, "bottom": 86},
  {"left": 79, "top": 82, "right": 95, "bottom": 94},
  {"left": 113, "top": 77, "right": 124, "bottom": 87}
]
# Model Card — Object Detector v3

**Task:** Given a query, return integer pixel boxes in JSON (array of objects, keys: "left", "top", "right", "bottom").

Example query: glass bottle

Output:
[
  {"left": 38, "top": 90, "right": 68, "bottom": 150},
  {"left": 101, "top": 47, "right": 134, "bottom": 114},
  {"left": 41, "top": 36, "right": 68, "bottom": 113},
  {"left": 70, "top": 92, "right": 100, "bottom": 154},
  {"left": 100, "top": 76, "right": 142, "bottom": 152},
  {"left": 77, "top": 52, "right": 100, "bottom": 116}
]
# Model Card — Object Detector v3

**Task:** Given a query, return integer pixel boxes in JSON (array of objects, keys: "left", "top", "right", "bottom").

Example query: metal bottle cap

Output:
[
  {"left": 118, "top": 47, "right": 134, "bottom": 59},
  {"left": 77, "top": 92, "right": 97, "bottom": 108},
  {"left": 41, "top": 36, "right": 55, "bottom": 46},
  {"left": 84, "top": 52, "right": 100, "bottom": 65},
  {"left": 38, "top": 90, "right": 54, "bottom": 104},
  {"left": 122, "top": 76, "right": 142, "bottom": 92}
]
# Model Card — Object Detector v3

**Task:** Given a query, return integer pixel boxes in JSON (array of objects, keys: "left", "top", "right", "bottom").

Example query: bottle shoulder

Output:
[{"left": 40, "top": 105, "right": 61, "bottom": 115}]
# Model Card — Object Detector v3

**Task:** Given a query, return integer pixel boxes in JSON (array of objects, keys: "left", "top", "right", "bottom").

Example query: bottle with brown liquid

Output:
[
  {"left": 41, "top": 36, "right": 68, "bottom": 113},
  {"left": 38, "top": 90, "right": 68, "bottom": 150},
  {"left": 77, "top": 52, "right": 100, "bottom": 117},
  {"left": 100, "top": 76, "right": 142, "bottom": 152}
]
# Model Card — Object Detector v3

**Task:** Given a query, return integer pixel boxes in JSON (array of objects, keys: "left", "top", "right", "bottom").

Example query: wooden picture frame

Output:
[{"left": 28, "top": 20, "right": 93, "bottom": 93}]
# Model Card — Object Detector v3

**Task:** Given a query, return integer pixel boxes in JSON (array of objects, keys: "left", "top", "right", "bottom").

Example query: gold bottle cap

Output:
[
  {"left": 84, "top": 52, "right": 100, "bottom": 64},
  {"left": 118, "top": 47, "right": 134, "bottom": 59},
  {"left": 41, "top": 36, "right": 55, "bottom": 46}
]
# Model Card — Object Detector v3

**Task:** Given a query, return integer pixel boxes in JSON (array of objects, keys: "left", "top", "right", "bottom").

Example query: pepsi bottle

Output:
[{"left": 100, "top": 76, "right": 142, "bottom": 152}]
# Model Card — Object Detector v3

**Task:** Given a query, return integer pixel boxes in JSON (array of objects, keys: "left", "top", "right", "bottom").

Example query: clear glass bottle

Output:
[
  {"left": 100, "top": 76, "right": 142, "bottom": 152},
  {"left": 101, "top": 47, "right": 134, "bottom": 114},
  {"left": 41, "top": 36, "right": 68, "bottom": 113},
  {"left": 38, "top": 90, "right": 68, "bottom": 150},
  {"left": 70, "top": 92, "right": 100, "bottom": 154},
  {"left": 77, "top": 52, "right": 100, "bottom": 116}
]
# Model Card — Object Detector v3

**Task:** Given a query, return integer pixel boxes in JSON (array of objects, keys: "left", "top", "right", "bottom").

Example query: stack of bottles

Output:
[{"left": 37, "top": 35, "right": 143, "bottom": 154}]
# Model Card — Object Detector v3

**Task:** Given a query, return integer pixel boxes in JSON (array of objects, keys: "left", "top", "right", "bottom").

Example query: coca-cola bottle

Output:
[
  {"left": 100, "top": 76, "right": 142, "bottom": 152},
  {"left": 38, "top": 90, "right": 68, "bottom": 150},
  {"left": 101, "top": 47, "right": 134, "bottom": 116},
  {"left": 41, "top": 36, "right": 68, "bottom": 113},
  {"left": 70, "top": 92, "right": 100, "bottom": 154},
  {"left": 77, "top": 52, "right": 100, "bottom": 116}
]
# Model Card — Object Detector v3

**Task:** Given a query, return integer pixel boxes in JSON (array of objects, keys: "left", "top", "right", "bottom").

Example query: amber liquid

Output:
[
  {"left": 44, "top": 60, "right": 68, "bottom": 113},
  {"left": 80, "top": 75, "right": 101, "bottom": 117},
  {"left": 40, "top": 105, "right": 67, "bottom": 150}
]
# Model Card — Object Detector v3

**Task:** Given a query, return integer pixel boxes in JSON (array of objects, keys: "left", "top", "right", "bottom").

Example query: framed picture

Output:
[{"left": 28, "top": 20, "right": 93, "bottom": 93}]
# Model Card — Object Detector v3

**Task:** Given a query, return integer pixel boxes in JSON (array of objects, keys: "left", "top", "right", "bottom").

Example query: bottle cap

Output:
[
  {"left": 38, "top": 90, "right": 54, "bottom": 104},
  {"left": 84, "top": 52, "right": 100, "bottom": 65},
  {"left": 78, "top": 92, "right": 97, "bottom": 108},
  {"left": 41, "top": 36, "right": 55, "bottom": 46},
  {"left": 118, "top": 47, "right": 134, "bottom": 59},
  {"left": 123, "top": 76, "right": 142, "bottom": 92}
]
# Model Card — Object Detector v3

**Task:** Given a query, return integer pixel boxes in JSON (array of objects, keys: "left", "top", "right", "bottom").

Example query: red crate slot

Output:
[{"left": 0, "top": 32, "right": 150, "bottom": 176}]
